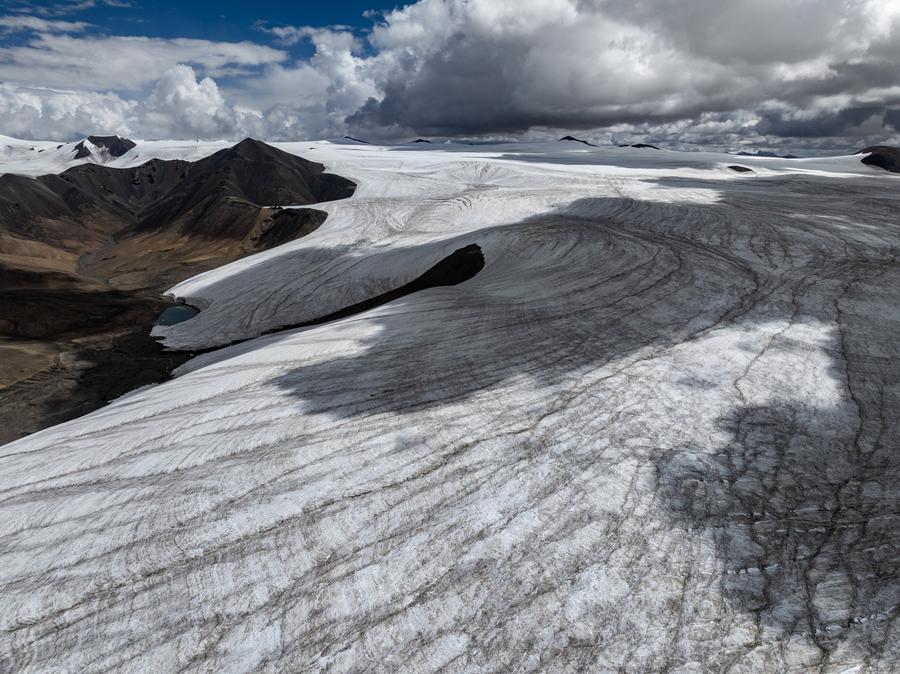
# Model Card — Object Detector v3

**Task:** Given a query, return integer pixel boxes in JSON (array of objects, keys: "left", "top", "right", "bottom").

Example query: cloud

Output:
[
  {"left": 0, "top": 15, "right": 90, "bottom": 33},
  {"left": 0, "top": 66, "right": 264, "bottom": 141},
  {"left": 19, "top": 0, "right": 135, "bottom": 16},
  {"left": 0, "top": 0, "right": 899, "bottom": 151},
  {"left": 0, "top": 83, "right": 136, "bottom": 141},
  {"left": 255, "top": 22, "right": 355, "bottom": 47},
  {"left": 227, "top": 26, "right": 379, "bottom": 139},
  {"left": 754, "top": 108, "right": 891, "bottom": 139},
  {"left": 257, "top": 25, "right": 313, "bottom": 47},
  {"left": 0, "top": 34, "right": 287, "bottom": 91},
  {"left": 142, "top": 65, "right": 242, "bottom": 138},
  {"left": 342, "top": 0, "right": 900, "bottom": 143}
]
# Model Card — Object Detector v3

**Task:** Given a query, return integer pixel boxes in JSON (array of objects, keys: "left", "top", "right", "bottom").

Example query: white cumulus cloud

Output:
[
  {"left": 0, "top": 0, "right": 899, "bottom": 152},
  {"left": 0, "top": 14, "right": 90, "bottom": 32}
]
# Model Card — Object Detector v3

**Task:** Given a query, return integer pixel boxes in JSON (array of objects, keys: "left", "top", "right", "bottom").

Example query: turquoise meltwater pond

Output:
[{"left": 154, "top": 305, "right": 199, "bottom": 326}]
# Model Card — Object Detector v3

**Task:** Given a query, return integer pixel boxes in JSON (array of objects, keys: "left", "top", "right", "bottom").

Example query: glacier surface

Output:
[{"left": 0, "top": 139, "right": 898, "bottom": 672}]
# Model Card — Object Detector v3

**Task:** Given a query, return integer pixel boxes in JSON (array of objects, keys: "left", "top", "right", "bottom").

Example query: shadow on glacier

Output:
[
  {"left": 263, "top": 178, "right": 899, "bottom": 655},
  {"left": 636, "top": 174, "right": 900, "bottom": 658},
  {"left": 655, "top": 398, "right": 900, "bottom": 659},
  {"left": 650, "top": 234, "right": 900, "bottom": 658},
  {"left": 266, "top": 186, "right": 763, "bottom": 420}
]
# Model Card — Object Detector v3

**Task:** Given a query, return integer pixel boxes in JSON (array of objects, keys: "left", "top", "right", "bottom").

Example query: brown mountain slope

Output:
[
  {"left": 0, "top": 139, "right": 356, "bottom": 444},
  {"left": 133, "top": 138, "right": 353, "bottom": 239},
  {"left": 0, "top": 139, "right": 354, "bottom": 287}
]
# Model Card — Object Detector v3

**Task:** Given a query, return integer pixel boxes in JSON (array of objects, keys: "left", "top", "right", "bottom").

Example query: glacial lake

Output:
[{"left": 155, "top": 305, "right": 199, "bottom": 326}]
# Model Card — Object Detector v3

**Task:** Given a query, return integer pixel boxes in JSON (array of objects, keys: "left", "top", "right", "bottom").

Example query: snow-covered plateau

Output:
[{"left": 1, "top": 138, "right": 898, "bottom": 672}]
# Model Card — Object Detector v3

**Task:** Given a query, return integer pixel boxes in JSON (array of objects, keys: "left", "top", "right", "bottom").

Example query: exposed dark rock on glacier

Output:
[
  {"left": 559, "top": 135, "right": 596, "bottom": 146},
  {"left": 728, "top": 165, "right": 754, "bottom": 172},
  {"left": 72, "top": 135, "right": 136, "bottom": 159},
  {"left": 252, "top": 208, "right": 328, "bottom": 248},
  {"left": 858, "top": 145, "right": 900, "bottom": 173}
]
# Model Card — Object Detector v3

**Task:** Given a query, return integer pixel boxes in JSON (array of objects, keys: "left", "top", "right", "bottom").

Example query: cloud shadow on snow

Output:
[{"left": 248, "top": 177, "right": 900, "bottom": 656}]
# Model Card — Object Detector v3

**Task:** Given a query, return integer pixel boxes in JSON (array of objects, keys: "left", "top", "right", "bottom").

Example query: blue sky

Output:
[
  {"left": 0, "top": 0, "right": 897, "bottom": 151},
  {"left": 2, "top": 0, "right": 400, "bottom": 27},
  {"left": 1, "top": 0, "right": 401, "bottom": 53}
]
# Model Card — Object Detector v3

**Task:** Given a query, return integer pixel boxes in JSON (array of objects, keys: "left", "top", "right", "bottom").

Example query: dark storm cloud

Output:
[
  {"left": 755, "top": 108, "right": 888, "bottom": 138},
  {"left": 886, "top": 110, "right": 900, "bottom": 131},
  {"left": 1, "top": 0, "right": 898, "bottom": 149},
  {"left": 345, "top": 0, "right": 900, "bottom": 148}
]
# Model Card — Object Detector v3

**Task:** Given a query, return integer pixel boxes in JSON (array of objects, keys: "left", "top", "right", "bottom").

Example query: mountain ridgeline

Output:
[
  {"left": 0, "top": 139, "right": 356, "bottom": 443},
  {"left": 0, "top": 138, "right": 355, "bottom": 285},
  {"left": 858, "top": 146, "right": 900, "bottom": 174},
  {"left": 72, "top": 135, "right": 137, "bottom": 160}
]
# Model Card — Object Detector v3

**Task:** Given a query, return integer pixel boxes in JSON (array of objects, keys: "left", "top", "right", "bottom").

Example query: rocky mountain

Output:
[
  {"left": 72, "top": 134, "right": 136, "bottom": 160},
  {"left": 858, "top": 145, "right": 900, "bottom": 173},
  {"left": 0, "top": 138, "right": 356, "bottom": 442},
  {"left": 0, "top": 138, "right": 355, "bottom": 284},
  {"left": 134, "top": 138, "right": 354, "bottom": 240},
  {"left": 559, "top": 135, "right": 597, "bottom": 146},
  {"left": 736, "top": 150, "right": 801, "bottom": 159}
]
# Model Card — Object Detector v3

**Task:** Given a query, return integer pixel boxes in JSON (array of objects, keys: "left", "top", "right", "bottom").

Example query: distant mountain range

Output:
[
  {"left": 735, "top": 150, "right": 801, "bottom": 159},
  {"left": 558, "top": 136, "right": 663, "bottom": 150}
]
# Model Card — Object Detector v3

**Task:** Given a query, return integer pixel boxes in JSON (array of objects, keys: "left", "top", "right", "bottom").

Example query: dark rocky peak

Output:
[
  {"left": 54, "top": 157, "right": 192, "bottom": 212},
  {"left": 218, "top": 137, "right": 281, "bottom": 159},
  {"left": 411, "top": 138, "right": 432, "bottom": 143},
  {"left": 857, "top": 146, "right": 900, "bottom": 174},
  {"left": 73, "top": 135, "right": 137, "bottom": 160},
  {"left": 619, "top": 143, "right": 662, "bottom": 150},
  {"left": 134, "top": 138, "right": 355, "bottom": 237},
  {"left": 559, "top": 136, "right": 596, "bottom": 146},
  {"left": 199, "top": 138, "right": 321, "bottom": 173},
  {"left": 0, "top": 157, "right": 193, "bottom": 233},
  {"left": 0, "top": 138, "right": 357, "bottom": 248},
  {"left": 736, "top": 150, "right": 802, "bottom": 159},
  {"left": 737, "top": 150, "right": 778, "bottom": 158}
]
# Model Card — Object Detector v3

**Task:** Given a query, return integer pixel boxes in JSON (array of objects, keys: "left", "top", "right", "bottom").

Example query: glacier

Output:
[{"left": 0, "top": 139, "right": 898, "bottom": 672}]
